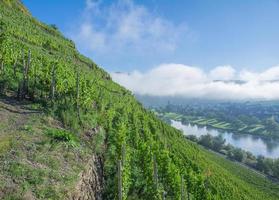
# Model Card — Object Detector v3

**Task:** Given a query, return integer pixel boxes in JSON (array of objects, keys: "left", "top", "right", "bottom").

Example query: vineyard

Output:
[{"left": 0, "top": 0, "right": 279, "bottom": 199}]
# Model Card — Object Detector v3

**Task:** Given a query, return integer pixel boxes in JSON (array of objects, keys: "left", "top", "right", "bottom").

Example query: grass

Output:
[
  {"left": 207, "top": 119, "right": 218, "bottom": 123},
  {"left": 248, "top": 125, "right": 264, "bottom": 133},
  {"left": 0, "top": 136, "right": 11, "bottom": 155},
  {"left": 45, "top": 128, "right": 79, "bottom": 147},
  {"left": 211, "top": 122, "right": 231, "bottom": 129},
  {"left": 0, "top": 99, "right": 98, "bottom": 199},
  {"left": 163, "top": 112, "right": 183, "bottom": 120},
  {"left": 181, "top": 115, "right": 232, "bottom": 130},
  {"left": 238, "top": 125, "right": 248, "bottom": 132}
]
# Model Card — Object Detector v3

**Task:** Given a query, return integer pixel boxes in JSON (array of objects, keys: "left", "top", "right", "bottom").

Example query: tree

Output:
[
  {"left": 50, "top": 24, "right": 58, "bottom": 30},
  {"left": 232, "top": 148, "right": 246, "bottom": 162},
  {"left": 212, "top": 135, "right": 225, "bottom": 152},
  {"left": 199, "top": 134, "right": 213, "bottom": 148},
  {"left": 272, "top": 159, "right": 279, "bottom": 178},
  {"left": 186, "top": 135, "right": 198, "bottom": 143},
  {"left": 264, "top": 117, "right": 279, "bottom": 136},
  {"left": 256, "top": 156, "right": 268, "bottom": 173}
]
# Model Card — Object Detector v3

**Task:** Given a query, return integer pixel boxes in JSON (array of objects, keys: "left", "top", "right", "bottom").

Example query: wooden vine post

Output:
[
  {"left": 153, "top": 154, "right": 158, "bottom": 190},
  {"left": 186, "top": 175, "right": 190, "bottom": 200},
  {"left": 121, "top": 144, "right": 126, "bottom": 166},
  {"left": 17, "top": 50, "right": 25, "bottom": 100},
  {"left": 50, "top": 64, "right": 56, "bottom": 101},
  {"left": 32, "top": 58, "right": 37, "bottom": 99},
  {"left": 76, "top": 68, "right": 82, "bottom": 123},
  {"left": 118, "top": 144, "right": 126, "bottom": 200},
  {"left": 181, "top": 175, "right": 184, "bottom": 200},
  {"left": 162, "top": 191, "right": 167, "bottom": 200},
  {"left": 0, "top": 60, "right": 4, "bottom": 74},
  {"left": 25, "top": 49, "right": 31, "bottom": 95},
  {"left": 18, "top": 49, "right": 31, "bottom": 100},
  {"left": 0, "top": 60, "right": 5, "bottom": 94},
  {"left": 13, "top": 56, "right": 17, "bottom": 78},
  {"left": 118, "top": 159, "right": 122, "bottom": 200}
]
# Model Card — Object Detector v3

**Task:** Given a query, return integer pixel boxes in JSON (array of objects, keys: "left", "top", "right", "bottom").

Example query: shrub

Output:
[
  {"left": 49, "top": 24, "right": 58, "bottom": 30},
  {"left": 45, "top": 128, "right": 79, "bottom": 147},
  {"left": 58, "top": 107, "right": 80, "bottom": 132}
]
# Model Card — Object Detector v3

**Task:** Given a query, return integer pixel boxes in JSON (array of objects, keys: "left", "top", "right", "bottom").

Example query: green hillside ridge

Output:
[{"left": 0, "top": 0, "right": 279, "bottom": 199}]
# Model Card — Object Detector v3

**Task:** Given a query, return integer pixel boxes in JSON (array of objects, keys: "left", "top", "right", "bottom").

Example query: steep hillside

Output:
[
  {"left": 0, "top": 97, "right": 104, "bottom": 199},
  {"left": 0, "top": 0, "right": 279, "bottom": 199}
]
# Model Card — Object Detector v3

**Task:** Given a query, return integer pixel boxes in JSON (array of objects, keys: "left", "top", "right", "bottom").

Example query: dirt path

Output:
[{"left": 0, "top": 97, "right": 41, "bottom": 132}]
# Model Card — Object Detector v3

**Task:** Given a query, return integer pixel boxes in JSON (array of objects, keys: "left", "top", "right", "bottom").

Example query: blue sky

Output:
[{"left": 22, "top": 0, "right": 279, "bottom": 73}]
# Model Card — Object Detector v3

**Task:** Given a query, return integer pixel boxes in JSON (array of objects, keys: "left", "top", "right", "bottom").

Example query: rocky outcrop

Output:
[{"left": 69, "top": 155, "right": 104, "bottom": 200}]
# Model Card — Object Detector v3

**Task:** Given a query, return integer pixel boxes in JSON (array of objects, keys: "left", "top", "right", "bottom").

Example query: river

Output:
[{"left": 171, "top": 120, "right": 279, "bottom": 159}]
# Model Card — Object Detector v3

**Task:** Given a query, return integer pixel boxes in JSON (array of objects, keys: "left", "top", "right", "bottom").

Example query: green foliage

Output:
[
  {"left": 0, "top": 1, "right": 278, "bottom": 200},
  {"left": 8, "top": 162, "right": 45, "bottom": 185},
  {"left": 45, "top": 128, "right": 79, "bottom": 147},
  {"left": 58, "top": 106, "right": 81, "bottom": 132},
  {"left": 92, "top": 127, "right": 106, "bottom": 154}
]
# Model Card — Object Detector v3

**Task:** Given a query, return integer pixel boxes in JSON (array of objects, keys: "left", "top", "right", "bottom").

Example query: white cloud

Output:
[
  {"left": 111, "top": 64, "right": 279, "bottom": 100},
  {"left": 70, "top": 0, "right": 188, "bottom": 54},
  {"left": 85, "top": 0, "right": 99, "bottom": 10},
  {"left": 209, "top": 66, "right": 236, "bottom": 80}
]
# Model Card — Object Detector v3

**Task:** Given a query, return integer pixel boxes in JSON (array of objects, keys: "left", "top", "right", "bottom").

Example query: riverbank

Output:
[
  {"left": 182, "top": 117, "right": 279, "bottom": 140},
  {"left": 199, "top": 144, "right": 279, "bottom": 183},
  {"left": 169, "top": 119, "right": 279, "bottom": 181},
  {"left": 155, "top": 111, "right": 279, "bottom": 181},
  {"left": 171, "top": 120, "right": 279, "bottom": 158},
  {"left": 156, "top": 111, "right": 279, "bottom": 139}
]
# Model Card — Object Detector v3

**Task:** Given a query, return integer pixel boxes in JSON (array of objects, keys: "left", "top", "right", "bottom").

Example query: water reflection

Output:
[{"left": 171, "top": 120, "right": 279, "bottom": 158}]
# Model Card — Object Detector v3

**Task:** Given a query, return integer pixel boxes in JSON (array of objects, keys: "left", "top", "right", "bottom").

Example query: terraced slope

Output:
[{"left": 0, "top": 0, "right": 279, "bottom": 199}]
